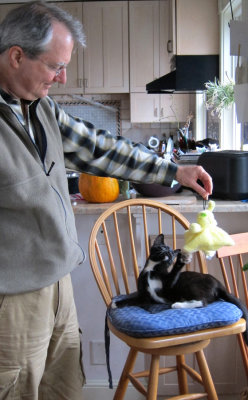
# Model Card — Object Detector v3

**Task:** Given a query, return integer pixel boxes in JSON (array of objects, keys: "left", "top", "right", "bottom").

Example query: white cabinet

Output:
[
  {"left": 129, "top": 0, "right": 190, "bottom": 123},
  {"left": 0, "top": 1, "right": 129, "bottom": 95},
  {"left": 160, "top": 93, "right": 191, "bottom": 122},
  {"left": 83, "top": 1, "right": 129, "bottom": 94},
  {"left": 50, "top": 2, "right": 84, "bottom": 95},
  {"left": 130, "top": 92, "right": 190, "bottom": 123},
  {"left": 175, "top": 0, "right": 219, "bottom": 55},
  {"left": 129, "top": 1, "right": 159, "bottom": 93},
  {"left": 51, "top": 1, "right": 129, "bottom": 95},
  {"left": 129, "top": 0, "right": 172, "bottom": 93},
  {"left": 130, "top": 93, "right": 160, "bottom": 123}
]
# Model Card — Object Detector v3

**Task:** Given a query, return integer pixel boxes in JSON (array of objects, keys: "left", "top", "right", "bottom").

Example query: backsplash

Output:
[
  {"left": 54, "top": 93, "right": 202, "bottom": 147},
  {"left": 58, "top": 98, "right": 121, "bottom": 136}
]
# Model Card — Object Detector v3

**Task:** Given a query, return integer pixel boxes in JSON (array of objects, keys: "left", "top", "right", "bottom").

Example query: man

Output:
[{"left": 0, "top": 1, "right": 212, "bottom": 399}]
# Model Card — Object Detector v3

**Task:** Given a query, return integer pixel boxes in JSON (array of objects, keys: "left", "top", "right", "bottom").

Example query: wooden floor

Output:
[
  {"left": 161, "top": 394, "right": 247, "bottom": 400},
  {"left": 83, "top": 386, "right": 247, "bottom": 400}
]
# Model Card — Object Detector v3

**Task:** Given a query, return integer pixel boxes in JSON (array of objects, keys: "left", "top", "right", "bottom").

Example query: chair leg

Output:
[
  {"left": 176, "top": 354, "right": 189, "bottom": 394},
  {"left": 146, "top": 354, "right": 160, "bottom": 400},
  {"left": 237, "top": 333, "right": 248, "bottom": 380},
  {"left": 196, "top": 350, "right": 218, "bottom": 400},
  {"left": 113, "top": 348, "right": 138, "bottom": 400}
]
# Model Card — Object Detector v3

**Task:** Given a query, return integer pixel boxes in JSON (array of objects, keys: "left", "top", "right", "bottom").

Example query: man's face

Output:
[{"left": 11, "top": 22, "right": 74, "bottom": 100}]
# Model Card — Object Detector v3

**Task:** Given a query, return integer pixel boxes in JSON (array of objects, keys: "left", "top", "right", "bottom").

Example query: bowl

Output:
[{"left": 132, "top": 182, "right": 181, "bottom": 197}]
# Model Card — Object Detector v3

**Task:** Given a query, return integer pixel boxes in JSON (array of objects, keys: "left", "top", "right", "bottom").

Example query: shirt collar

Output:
[
  {"left": 0, "top": 87, "right": 39, "bottom": 107},
  {"left": 0, "top": 88, "right": 20, "bottom": 105}
]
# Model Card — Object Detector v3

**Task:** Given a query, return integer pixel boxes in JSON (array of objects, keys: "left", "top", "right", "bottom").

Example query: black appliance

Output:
[
  {"left": 146, "top": 55, "right": 219, "bottom": 94},
  {"left": 197, "top": 151, "right": 248, "bottom": 200}
]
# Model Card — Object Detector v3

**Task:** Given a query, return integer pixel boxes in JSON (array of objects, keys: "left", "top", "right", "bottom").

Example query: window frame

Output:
[{"left": 220, "top": 0, "right": 242, "bottom": 150}]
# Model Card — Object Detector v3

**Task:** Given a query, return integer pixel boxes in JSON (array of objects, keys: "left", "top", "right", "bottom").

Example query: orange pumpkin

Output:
[{"left": 78, "top": 173, "right": 119, "bottom": 203}]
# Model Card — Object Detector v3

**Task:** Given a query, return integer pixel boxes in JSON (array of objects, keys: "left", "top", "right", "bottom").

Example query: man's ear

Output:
[{"left": 8, "top": 46, "right": 24, "bottom": 68}]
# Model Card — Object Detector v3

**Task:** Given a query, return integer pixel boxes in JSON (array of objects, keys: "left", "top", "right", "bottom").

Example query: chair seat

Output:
[{"left": 108, "top": 297, "right": 243, "bottom": 338}]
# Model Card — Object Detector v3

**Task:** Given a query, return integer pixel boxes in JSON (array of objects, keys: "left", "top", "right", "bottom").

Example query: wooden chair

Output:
[
  {"left": 216, "top": 232, "right": 248, "bottom": 380},
  {"left": 88, "top": 198, "right": 246, "bottom": 400}
]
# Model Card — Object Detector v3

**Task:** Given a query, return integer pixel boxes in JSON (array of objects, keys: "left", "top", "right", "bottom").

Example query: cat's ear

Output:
[{"left": 153, "top": 234, "right": 164, "bottom": 246}]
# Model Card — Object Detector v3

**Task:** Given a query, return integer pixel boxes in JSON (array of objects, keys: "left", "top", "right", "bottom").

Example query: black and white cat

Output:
[{"left": 112, "top": 234, "right": 248, "bottom": 344}]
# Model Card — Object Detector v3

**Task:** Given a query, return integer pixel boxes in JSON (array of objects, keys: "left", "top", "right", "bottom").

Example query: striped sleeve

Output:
[{"left": 50, "top": 97, "right": 177, "bottom": 186}]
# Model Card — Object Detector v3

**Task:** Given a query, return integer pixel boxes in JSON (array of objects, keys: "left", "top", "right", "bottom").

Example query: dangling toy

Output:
[{"left": 183, "top": 200, "right": 234, "bottom": 259}]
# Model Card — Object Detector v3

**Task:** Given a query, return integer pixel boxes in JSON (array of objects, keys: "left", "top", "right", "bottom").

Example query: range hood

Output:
[{"left": 146, "top": 55, "right": 219, "bottom": 94}]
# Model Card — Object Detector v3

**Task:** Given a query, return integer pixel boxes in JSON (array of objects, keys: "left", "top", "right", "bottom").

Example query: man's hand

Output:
[{"left": 175, "top": 165, "right": 213, "bottom": 199}]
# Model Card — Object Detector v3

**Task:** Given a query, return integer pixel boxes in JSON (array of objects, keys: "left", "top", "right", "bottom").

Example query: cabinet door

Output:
[
  {"left": 176, "top": 0, "right": 219, "bottom": 55},
  {"left": 167, "top": 0, "right": 176, "bottom": 56},
  {"left": 49, "top": 2, "right": 84, "bottom": 95},
  {"left": 83, "top": 1, "right": 129, "bottom": 94},
  {"left": 129, "top": 1, "right": 160, "bottom": 92},
  {"left": 160, "top": 94, "right": 190, "bottom": 122},
  {"left": 159, "top": 0, "right": 174, "bottom": 77},
  {"left": 130, "top": 93, "right": 160, "bottom": 123},
  {"left": 131, "top": 93, "right": 190, "bottom": 123}
]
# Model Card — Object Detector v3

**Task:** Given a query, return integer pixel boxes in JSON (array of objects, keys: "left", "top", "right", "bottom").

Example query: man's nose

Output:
[{"left": 53, "top": 68, "right": 67, "bottom": 84}]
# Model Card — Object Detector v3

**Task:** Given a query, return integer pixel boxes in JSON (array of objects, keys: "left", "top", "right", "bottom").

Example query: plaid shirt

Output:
[{"left": 1, "top": 91, "right": 177, "bottom": 186}]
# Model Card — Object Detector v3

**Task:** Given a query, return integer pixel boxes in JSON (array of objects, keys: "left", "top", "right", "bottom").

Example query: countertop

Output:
[{"left": 71, "top": 190, "right": 248, "bottom": 215}]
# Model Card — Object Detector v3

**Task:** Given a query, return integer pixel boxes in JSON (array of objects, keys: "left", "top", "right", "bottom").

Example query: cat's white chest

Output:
[
  {"left": 147, "top": 273, "right": 165, "bottom": 303},
  {"left": 144, "top": 259, "right": 165, "bottom": 303}
]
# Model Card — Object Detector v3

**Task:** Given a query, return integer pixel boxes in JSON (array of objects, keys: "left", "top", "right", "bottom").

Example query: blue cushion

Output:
[{"left": 107, "top": 296, "right": 243, "bottom": 338}]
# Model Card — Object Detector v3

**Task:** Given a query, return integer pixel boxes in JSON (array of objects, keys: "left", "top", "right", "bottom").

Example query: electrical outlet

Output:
[{"left": 90, "top": 340, "right": 106, "bottom": 365}]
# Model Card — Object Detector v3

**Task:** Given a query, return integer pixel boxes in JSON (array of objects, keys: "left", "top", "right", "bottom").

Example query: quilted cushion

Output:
[{"left": 107, "top": 296, "right": 243, "bottom": 338}]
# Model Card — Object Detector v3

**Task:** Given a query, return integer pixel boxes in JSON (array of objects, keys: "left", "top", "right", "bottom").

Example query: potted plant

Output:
[{"left": 204, "top": 78, "right": 234, "bottom": 118}]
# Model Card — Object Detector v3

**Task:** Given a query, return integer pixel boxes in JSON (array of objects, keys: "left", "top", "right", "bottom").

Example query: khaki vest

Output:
[{"left": 0, "top": 96, "right": 85, "bottom": 294}]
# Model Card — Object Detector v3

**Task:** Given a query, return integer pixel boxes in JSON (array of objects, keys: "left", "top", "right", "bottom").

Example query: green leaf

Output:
[{"left": 204, "top": 78, "right": 234, "bottom": 118}]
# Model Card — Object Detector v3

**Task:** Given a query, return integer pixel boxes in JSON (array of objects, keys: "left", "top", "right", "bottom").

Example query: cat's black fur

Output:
[{"left": 112, "top": 234, "right": 248, "bottom": 345}]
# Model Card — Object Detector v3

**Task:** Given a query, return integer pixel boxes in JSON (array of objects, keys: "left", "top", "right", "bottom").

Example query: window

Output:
[{"left": 220, "top": 0, "right": 242, "bottom": 149}]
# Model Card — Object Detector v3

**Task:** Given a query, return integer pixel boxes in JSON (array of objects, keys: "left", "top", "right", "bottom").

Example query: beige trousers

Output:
[{"left": 0, "top": 274, "right": 85, "bottom": 400}]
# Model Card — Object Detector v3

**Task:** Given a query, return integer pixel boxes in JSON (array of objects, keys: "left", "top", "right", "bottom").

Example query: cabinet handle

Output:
[
  {"left": 160, "top": 108, "right": 164, "bottom": 118},
  {"left": 167, "top": 39, "right": 173, "bottom": 53},
  {"left": 78, "top": 79, "right": 83, "bottom": 88},
  {"left": 83, "top": 78, "right": 88, "bottom": 88},
  {"left": 154, "top": 107, "right": 158, "bottom": 117}
]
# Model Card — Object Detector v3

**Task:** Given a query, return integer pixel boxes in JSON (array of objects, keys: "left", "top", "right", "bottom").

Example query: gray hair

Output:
[{"left": 0, "top": 0, "right": 86, "bottom": 57}]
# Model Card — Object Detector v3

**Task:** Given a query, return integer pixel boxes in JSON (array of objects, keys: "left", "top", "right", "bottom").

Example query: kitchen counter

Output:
[{"left": 71, "top": 189, "right": 248, "bottom": 215}]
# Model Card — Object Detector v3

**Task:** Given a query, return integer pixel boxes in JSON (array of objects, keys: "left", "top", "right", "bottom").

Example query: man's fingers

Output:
[{"left": 175, "top": 165, "right": 213, "bottom": 199}]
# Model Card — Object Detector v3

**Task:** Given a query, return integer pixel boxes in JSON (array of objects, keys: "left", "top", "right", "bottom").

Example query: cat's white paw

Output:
[
  {"left": 171, "top": 302, "right": 185, "bottom": 309},
  {"left": 172, "top": 300, "right": 203, "bottom": 309},
  {"left": 180, "top": 250, "right": 192, "bottom": 264}
]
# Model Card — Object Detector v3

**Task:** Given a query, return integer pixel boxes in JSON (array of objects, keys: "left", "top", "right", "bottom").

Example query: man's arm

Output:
[{"left": 50, "top": 98, "right": 212, "bottom": 199}]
